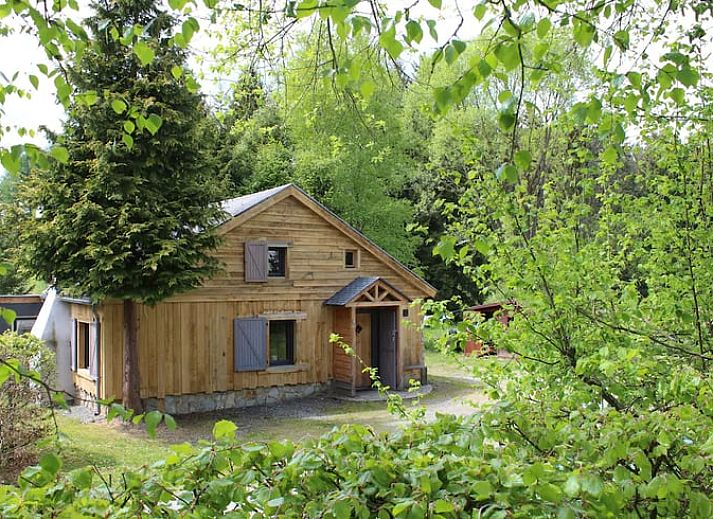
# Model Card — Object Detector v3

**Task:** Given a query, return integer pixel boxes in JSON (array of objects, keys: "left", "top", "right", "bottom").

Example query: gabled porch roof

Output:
[{"left": 325, "top": 276, "right": 410, "bottom": 307}]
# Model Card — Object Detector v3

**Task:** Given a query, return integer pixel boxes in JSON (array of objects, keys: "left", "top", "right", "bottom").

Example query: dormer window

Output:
[{"left": 268, "top": 246, "right": 287, "bottom": 277}]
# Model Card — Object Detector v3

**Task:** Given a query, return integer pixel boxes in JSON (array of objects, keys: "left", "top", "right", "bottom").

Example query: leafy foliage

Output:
[
  {"left": 13, "top": 0, "right": 224, "bottom": 304},
  {"left": 0, "top": 333, "right": 55, "bottom": 483}
]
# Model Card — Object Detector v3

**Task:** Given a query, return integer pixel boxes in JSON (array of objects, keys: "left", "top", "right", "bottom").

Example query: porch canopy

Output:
[
  {"left": 324, "top": 276, "right": 410, "bottom": 307},
  {"left": 326, "top": 277, "right": 411, "bottom": 395}
]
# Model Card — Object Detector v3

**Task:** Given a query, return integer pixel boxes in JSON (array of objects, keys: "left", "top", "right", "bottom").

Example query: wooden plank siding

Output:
[{"left": 95, "top": 193, "right": 430, "bottom": 403}]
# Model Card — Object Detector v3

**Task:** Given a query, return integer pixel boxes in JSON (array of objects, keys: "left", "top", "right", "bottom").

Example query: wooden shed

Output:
[
  {"left": 50, "top": 184, "right": 436, "bottom": 413},
  {"left": 0, "top": 295, "right": 44, "bottom": 334}
]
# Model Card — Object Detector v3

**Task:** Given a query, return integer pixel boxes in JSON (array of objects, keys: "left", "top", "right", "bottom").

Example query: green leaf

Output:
[
  {"left": 296, "top": 0, "right": 317, "bottom": 19},
  {"left": 379, "top": 26, "right": 404, "bottom": 59},
  {"left": 573, "top": 21, "right": 595, "bottom": 47},
  {"left": 498, "top": 111, "right": 516, "bottom": 130},
  {"left": 428, "top": 0, "right": 442, "bottom": 8},
  {"left": 333, "top": 500, "right": 352, "bottom": 519},
  {"left": 426, "top": 19, "right": 438, "bottom": 41},
  {"left": 495, "top": 42, "right": 520, "bottom": 70},
  {"left": 168, "top": 0, "right": 189, "bottom": 11},
  {"left": 627, "top": 71, "right": 642, "bottom": 89},
  {"left": 677, "top": 67, "right": 698, "bottom": 87},
  {"left": 144, "top": 114, "right": 163, "bottom": 135},
  {"left": 133, "top": 41, "right": 155, "bottom": 66},
  {"left": 77, "top": 91, "right": 98, "bottom": 106},
  {"left": 496, "top": 164, "right": 518, "bottom": 183},
  {"left": 122, "top": 133, "right": 134, "bottom": 149},
  {"left": 538, "top": 483, "right": 562, "bottom": 503},
  {"left": 123, "top": 120, "right": 135, "bottom": 134},
  {"left": 111, "top": 99, "right": 127, "bottom": 114},
  {"left": 563, "top": 476, "right": 580, "bottom": 497},
  {"left": 669, "top": 87, "right": 685, "bottom": 106},
  {"left": 39, "top": 453, "right": 62, "bottom": 476},
  {"left": 587, "top": 98, "right": 602, "bottom": 123},
  {"left": 392, "top": 500, "right": 413, "bottom": 516},
  {"left": 70, "top": 468, "right": 93, "bottom": 489},
  {"left": 360, "top": 80, "right": 376, "bottom": 99},
  {"left": 267, "top": 496, "right": 284, "bottom": 508},
  {"left": 50, "top": 146, "right": 70, "bottom": 164},
  {"left": 0, "top": 364, "right": 10, "bottom": 387},
  {"left": 601, "top": 146, "right": 618, "bottom": 165},
  {"left": 171, "top": 65, "right": 183, "bottom": 79},
  {"left": 144, "top": 410, "right": 162, "bottom": 438},
  {"left": 580, "top": 474, "right": 604, "bottom": 497},
  {"left": 433, "top": 235, "right": 456, "bottom": 261},
  {"left": 514, "top": 150, "right": 532, "bottom": 171},
  {"left": 474, "top": 3, "right": 487, "bottom": 21},
  {"left": 213, "top": 419, "right": 237, "bottom": 439},
  {"left": 405, "top": 20, "right": 423, "bottom": 44},
  {"left": 29, "top": 74, "right": 39, "bottom": 90},
  {"left": 164, "top": 414, "right": 177, "bottom": 431},
  {"left": 537, "top": 18, "right": 552, "bottom": 38},
  {"left": 473, "top": 480, "right": 492, "bottom": 499},
  {"left": 433, "top": 499, "right": 454, "bottom": 513}
]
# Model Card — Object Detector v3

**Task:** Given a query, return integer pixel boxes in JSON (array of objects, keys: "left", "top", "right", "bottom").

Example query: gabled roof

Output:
[
  {"left": 325, "top": 276, "right": 410, "bottom": 306},
  {"left": 218, "top": 184, "right": 437, "bottom": 298},
  {"left": 221, "top": 185, "right": 292, "bottom": 219}
]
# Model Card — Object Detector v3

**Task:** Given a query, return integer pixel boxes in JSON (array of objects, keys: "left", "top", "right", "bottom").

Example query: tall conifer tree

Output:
[{"left": 16, "top": 0, "right": 224, "bottom": 411}]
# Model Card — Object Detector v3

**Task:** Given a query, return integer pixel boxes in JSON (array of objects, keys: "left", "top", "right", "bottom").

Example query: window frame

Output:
[
  {"left": 267, "top": 245, "right": 288, "bottom": 278},
  {"left": 77, "top": 320, "right": 91, "bottom": 371},
  {"left": 268, "top": 319, "right": 296, "bottom": 366},
  {"left": 344, "top": 249, "right": 359, "bottom": 269}
]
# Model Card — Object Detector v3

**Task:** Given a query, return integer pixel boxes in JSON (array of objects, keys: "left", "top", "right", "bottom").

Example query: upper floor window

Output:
[
  {"left": 344, "top": 249, "right": 358, "bottom": 269},
  {"left": 245, "top": 241, "right": 289, "bottom": 282},
  {"left": 268, "top": 246, "right": 287, "bottom": 277}
]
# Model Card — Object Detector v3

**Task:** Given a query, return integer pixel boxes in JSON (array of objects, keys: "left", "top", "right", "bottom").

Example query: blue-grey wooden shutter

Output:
[
  {"left": 234, "top": 317, "right": 268, "bottom": 371},
  {"left": 70, "top": 318, "right": 77, "bottom": 371},
  {"left": 89, "top": 321, "right": 100, "bottom": 380},
  {"left": 245, "top": 241, "right": 268, "bottom": 282}
]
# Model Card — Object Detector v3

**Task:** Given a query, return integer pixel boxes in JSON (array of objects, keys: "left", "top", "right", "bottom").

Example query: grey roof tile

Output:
[
  {"left": 325, "top": 276, "right": 380, "bottom": 306},
  {"left": 221, "top": 184, "right": 292, "bottom": 218}
]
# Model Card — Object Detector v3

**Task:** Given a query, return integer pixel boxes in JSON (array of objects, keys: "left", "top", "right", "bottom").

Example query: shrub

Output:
[{"left": 0, "top": 332, "right": 55, "bottom": 483}]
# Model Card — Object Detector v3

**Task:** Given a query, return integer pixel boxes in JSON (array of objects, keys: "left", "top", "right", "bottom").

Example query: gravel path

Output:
[{"left": 63, "top": 355, "right": 490, "bottom": 445}]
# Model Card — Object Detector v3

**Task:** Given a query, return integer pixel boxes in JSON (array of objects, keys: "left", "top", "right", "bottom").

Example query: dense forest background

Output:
[{"left": 0, "top": 24, "right": 592, "bottom": 304}]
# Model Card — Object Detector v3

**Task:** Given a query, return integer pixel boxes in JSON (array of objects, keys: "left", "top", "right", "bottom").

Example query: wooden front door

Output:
[
  {"left": 355, "top": 311, "right": 373, "bottom": 389},
  {"left": 376, "top": 308, "right": 397, "bottom": 389},
  {"left": 354, "top": 308, "right": 398, "bottom": 390}
]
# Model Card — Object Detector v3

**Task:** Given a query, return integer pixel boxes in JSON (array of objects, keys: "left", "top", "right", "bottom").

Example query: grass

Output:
[
  {"left": 39, "top": 349, "right": 493, "bottom": 475},
  {"left": 54, "top": 415, "right": 173, "bottom": 472}
]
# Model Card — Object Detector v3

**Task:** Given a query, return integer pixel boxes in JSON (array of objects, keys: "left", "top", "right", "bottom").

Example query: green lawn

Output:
[
  {"left": 55, "top": 415, "right": 173, "bottom": 472},
  {"left": 41, "top": 349, "right": 495, "bottom": 475}
]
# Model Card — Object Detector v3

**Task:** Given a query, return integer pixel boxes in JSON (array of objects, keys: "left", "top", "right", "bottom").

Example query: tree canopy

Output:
[{"left": 0, "top": 0, "right": 712, "bottom": 517}]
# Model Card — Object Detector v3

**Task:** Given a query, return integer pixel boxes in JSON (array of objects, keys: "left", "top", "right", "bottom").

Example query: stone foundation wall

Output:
[
  {"left": 73, "top": 384, "right": 99, "bottom": 413},
  {"left": 143, "top": 382, "right": 328, "bottom": 415}
]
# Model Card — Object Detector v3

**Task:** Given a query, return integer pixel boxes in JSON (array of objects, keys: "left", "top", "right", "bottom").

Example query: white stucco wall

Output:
[{"left": 31, "top": 288, "right": 74, "bottom": 396}]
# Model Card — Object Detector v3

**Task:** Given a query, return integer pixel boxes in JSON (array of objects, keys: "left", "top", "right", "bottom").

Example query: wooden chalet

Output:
[{"left": 35, "top": 184, "right": 436, "bottom": 413}]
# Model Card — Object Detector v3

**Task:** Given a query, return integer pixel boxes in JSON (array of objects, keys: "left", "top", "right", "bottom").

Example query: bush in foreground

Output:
[
  {"left": 0, "top": 407, "right": 710, "bottom": 518},
  {"left": 0, "top": 332, "right": 55, "bottom": 483}
]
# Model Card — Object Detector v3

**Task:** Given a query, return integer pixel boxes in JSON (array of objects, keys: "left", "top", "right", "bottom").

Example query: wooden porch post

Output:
[{"left": 350, "top": 306, "right": 356, "bottom": 397}]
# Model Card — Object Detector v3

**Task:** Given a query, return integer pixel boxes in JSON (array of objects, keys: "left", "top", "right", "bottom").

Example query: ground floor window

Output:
[
  {"left": 269, "top": 320, "right": 295, "bottom": 366},
  {"left": 77, "top": 321, "right": 90, "bottom": 369}
]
